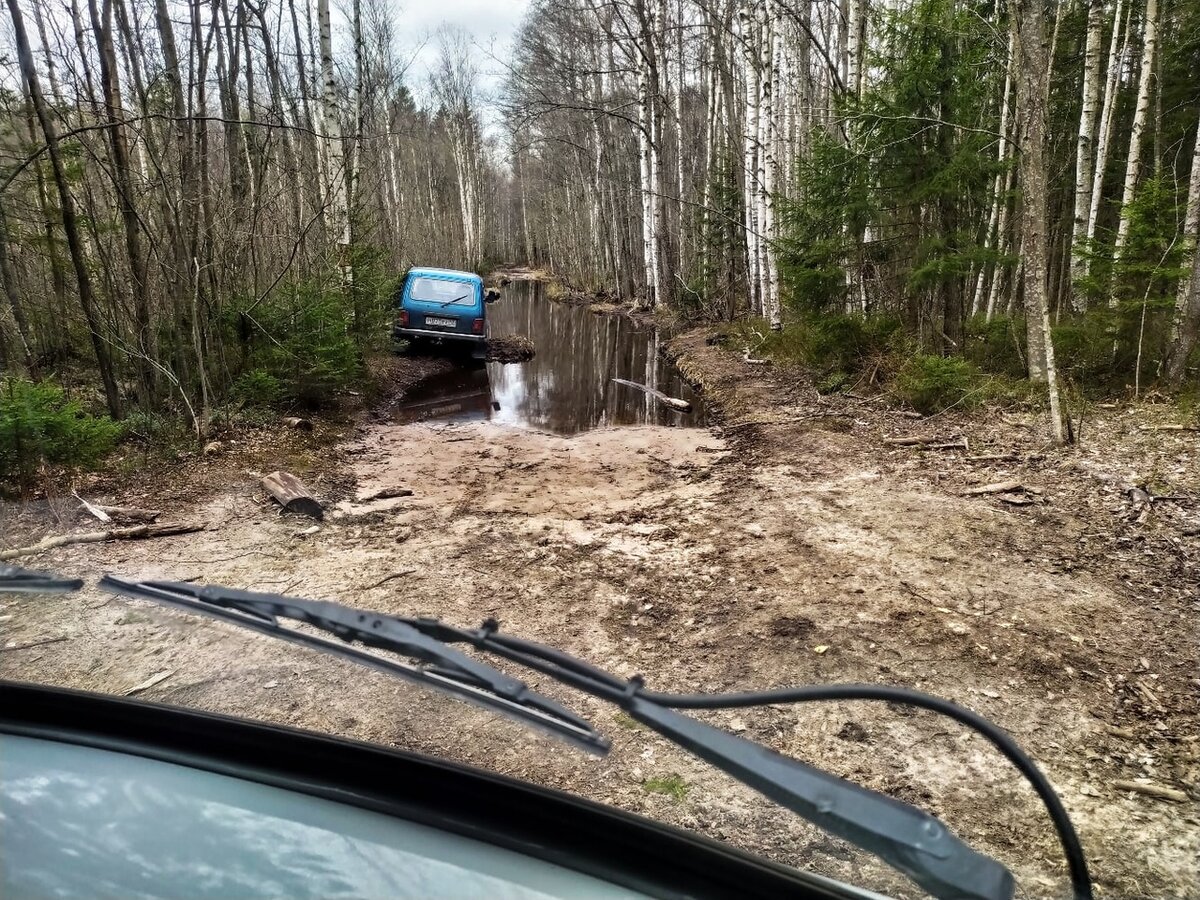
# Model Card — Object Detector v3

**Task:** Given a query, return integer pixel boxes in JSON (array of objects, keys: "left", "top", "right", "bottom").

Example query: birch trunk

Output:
[
  {"left": 1084, "top": 0, "right": 1128, "bottom": 273},
  {"left": 739, "top": 4, "right": 761, "bottom": 314},
  {"left": 1164, "top": 114, "right": 1200, "bottom": 383},
  {"left": 1069, "top": 0, "right": 1104, "bottom": 309},
  {"left": 973, "top": 26, "right": 1014, "bottom": 317},
  {"left": 317, "top": 0, "right": 352, "bottom": 286},
  {"left": 1108, "top": 0, "right": 1159, "bottom": 307}
]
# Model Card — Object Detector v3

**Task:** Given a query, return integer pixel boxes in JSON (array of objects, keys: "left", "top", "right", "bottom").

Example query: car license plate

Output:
[{"left": 425, "top": 316, "right": 456, "bottom": 328}]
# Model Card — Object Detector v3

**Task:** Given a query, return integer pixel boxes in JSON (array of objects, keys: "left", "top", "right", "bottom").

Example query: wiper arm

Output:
[
  {"left": 0, "top": 564, "right": 83, "bottom": 593},
  {"left": 97, "top": 576, "right": 608, "bottom": 755},
  {"left": 403, "top": 618, "right": 1016, "bottom": 900},
  {"left": 439, "top": 293, "right": 470, "bottom": 307},
  {"left": 97, "top": 579, "right": 1089, "bottom": 900}
]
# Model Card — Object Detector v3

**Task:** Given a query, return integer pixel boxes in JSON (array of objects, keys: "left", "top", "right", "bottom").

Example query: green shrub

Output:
[
  {"left": 0, "top": 377, "right": 121, "bottom": 490},
  {"left": 232, "top": 370, "right": 282, "bottom": 407},
  {"left": 894, "top": 354, "right": 981, "bottom": 414},
  {"left": 965, "top": 315, "right": 1027, "bottom": 378}
]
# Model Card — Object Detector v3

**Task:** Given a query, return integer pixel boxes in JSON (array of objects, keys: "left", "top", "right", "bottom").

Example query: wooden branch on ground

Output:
[
  {"left": 963, "top": 480, "right": 1026, "bottom": 496},
  {"left": 1111, "top": 780, "right": 1190, "bottom": 803},
  {"left": 1138, "top": 424, "right": 1199, "bottom": 432},
  {"left": 261, "top": 472, "right": 323, "bottom": 520},
  {"left": 1, "top": 635, "right": 69, "bottom": 652},
  {"left": 611, "top": 378, "right": 692, "bottom": 412},
  {"left": 0, "top": 523, "right": 204, "bottom": 561},
  {"left": 74, "top": 495, "right": 162, "bottom": 525},
  {"left": 363, "top": 568, "right": 417, "bottom": 590},
  {"left": 884, "top": 436, "right": 970, "bottom": 452},
  {"left": 361, "top": 486, "right": 414, "bottom": 502},
  {"left": 73, "top": 492, "right": 111, "bottom": 522}
]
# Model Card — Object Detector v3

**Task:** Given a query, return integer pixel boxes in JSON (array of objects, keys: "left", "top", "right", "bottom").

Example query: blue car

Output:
[{"left": 393, "top": 267, "right": 498, "bottom": 353}]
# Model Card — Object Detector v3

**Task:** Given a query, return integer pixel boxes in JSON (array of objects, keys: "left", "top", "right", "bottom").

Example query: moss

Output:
[{"left": 642, "top": 774, "right": 689, "bottom": 801}]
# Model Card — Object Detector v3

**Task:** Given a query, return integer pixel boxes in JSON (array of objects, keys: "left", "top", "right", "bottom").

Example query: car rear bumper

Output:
[{"left": 394, "top": 326, "right": 485, "bottom": 344}]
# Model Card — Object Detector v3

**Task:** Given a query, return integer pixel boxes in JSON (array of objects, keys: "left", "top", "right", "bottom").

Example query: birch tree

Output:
[
  {"left": 1108, "top": 0, "right": 1159, "bottom": 306},
  {"left": 1069, "top": 0, "right": 1104, "bottom": 308}
]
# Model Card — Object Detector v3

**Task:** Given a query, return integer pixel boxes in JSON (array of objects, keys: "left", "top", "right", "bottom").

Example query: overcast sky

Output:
[{"left": 400, "top": 0, "right": 529, "bottom": 102}]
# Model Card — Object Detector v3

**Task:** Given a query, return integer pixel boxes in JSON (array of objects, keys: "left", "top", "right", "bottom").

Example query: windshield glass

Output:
[{"left": 409, "top": 277, "right": 476, "bottom": 305}]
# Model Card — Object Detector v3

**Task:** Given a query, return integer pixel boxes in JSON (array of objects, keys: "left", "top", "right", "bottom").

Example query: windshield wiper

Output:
[
  {"left": 97, "top": 576, "right": 607, "bottom": 755},
  {"left": 438, "top": 293, "right": 470, "bottom": 307},
  {"left": 0, "top": 564, "right": 83, "bottom": 593},
  {"left": 97, "top": 577, "right": 1093, "bottom": 900}
]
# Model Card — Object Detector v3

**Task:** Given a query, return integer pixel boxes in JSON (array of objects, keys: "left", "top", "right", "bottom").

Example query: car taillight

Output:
[
  {"left": 398, "top": 310, "right": 409, "bottom": 326},
  {"left": 471, "top": 318, "right": 484, "bottom": 334}
]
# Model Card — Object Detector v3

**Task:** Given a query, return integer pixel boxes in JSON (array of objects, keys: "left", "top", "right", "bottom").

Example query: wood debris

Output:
[
  {"left": 125, "top": 670, "right": 175, "bottom": 696},
  {"left": 261, "top": 471, "right": 323, "bottom": 520},
  {"left": 0, "top": 523, "right": 204, "bottom": 561},
  {"left": 612, "top": 377, "right": 692, "bottom": 411},
  {"left": 1112, "top": 780, "right": 1190, "bottom": 803}
]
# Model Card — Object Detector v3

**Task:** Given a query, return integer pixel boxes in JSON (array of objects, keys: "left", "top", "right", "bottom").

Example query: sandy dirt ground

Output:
[{"left": 2, "top": 338, "right": 1197, "bottom": 899}]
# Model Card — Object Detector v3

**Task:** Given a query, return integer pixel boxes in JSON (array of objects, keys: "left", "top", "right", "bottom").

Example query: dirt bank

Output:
[{"left": 2, "top": 332, "right": 1197, "bottom": 899}]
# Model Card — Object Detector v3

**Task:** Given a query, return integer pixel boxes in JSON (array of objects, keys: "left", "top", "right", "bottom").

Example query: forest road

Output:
[{"left": 2, "top": 333, "right": 1197, "bottom": 899}]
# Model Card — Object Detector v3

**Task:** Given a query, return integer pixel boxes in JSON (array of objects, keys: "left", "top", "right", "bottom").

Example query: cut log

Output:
[
  {"left": 361, "top": 486, "right": 414, "bottom": 502},
  {"left": 282, "top": 416, "right": 314, "bottom": 431},
  {"left": 611, "top": 378, "right": 692, "bottom": 412},
  {"left": 0, "top": 523, "right": 204, "bottom": 561},
  {"left": 261, "top": 471, "right": 323, "bottom": 520}
]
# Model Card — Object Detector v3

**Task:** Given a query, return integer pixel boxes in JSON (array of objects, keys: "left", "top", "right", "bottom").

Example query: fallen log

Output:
[
  {"left": 282, "top": 416, "right": 314, "bottom": 431},
  {"left": 612, "top": 377, "right": 692, "bottom": 412},
  {"left": 261, "top": 471, "right": 323, "bottom": 520},
  {"left": 1138, "top": 424, "right": 1199, "bottom": 432},
  {"left": 0, "top": 523, "right": 204, "bottom": 561},
  {"left": 93, "top": 504, "right": 161, "bottom": 524}
]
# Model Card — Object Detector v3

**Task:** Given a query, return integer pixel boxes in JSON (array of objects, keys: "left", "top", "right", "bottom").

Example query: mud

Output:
[{"left": 2, "top": 327, "right": 1197, "bottom": 899}]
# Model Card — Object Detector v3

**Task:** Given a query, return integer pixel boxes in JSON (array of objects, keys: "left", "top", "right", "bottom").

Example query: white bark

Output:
[
  {"left": 1085, "top": 0, "right": 1128, "bottom": 271},
  {"left": 974, "top": 26, "right": 1015, "bottom": 318},
  {"left": 1109, "top": 0, "right": 1159, "bottom": 307},
  {"left": 739, "top": 4, "right": 761, "bottom": 313},
  {"left": 1165, "top": 111, "right": 1200, "bottom": 378},
  {"left": 761, "top": 1, "right": 781, "bottom": 328},
  {"left": 1069, "top": 0, "right": 1104, "bottom": 308},
  {"left": 317, "top": 0, "right": 351, "bottom": 285}
]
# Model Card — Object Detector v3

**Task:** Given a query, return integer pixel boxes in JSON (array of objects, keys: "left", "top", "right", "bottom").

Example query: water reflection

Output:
[{"left": 393, "top": 281, "right": 705, "bottom": 435}]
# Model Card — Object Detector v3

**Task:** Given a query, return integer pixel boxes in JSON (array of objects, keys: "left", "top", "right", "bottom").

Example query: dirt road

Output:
[{"left": 2, "top": 335, "right": 1197, "bottom": 898}]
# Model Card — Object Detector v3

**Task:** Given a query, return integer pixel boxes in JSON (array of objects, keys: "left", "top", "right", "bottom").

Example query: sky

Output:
[{"left": 400, "top": 0, "right": 530, "bottom": 101}]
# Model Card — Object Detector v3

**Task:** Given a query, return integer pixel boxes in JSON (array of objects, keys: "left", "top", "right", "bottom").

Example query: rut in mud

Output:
[{"left": 2, "top": 288, "right": 1197, "bottom": 899}]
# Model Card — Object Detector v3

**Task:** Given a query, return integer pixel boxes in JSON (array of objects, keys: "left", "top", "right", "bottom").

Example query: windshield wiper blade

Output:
[
  {"left": 397, "top": 617, "right": 1016, "bottom": 900},
  {"left": 439, "top": 293, "right": 470, "bottom": 307},
  {"left": 97, "top": 576, "right": 608, "bottom": 755},
  {"left": 96, "top": 578, "right": 1029, "bottom": 899},
  {"left": 0, "top": 564, "right": 83, "bottom": 593}
]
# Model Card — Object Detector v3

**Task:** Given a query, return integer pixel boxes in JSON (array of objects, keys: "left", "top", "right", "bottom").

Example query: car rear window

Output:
[{"left": 409, "top": 277, "right": 476, "bottom": 305}]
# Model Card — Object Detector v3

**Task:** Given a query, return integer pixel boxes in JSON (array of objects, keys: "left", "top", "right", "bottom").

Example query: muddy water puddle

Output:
[{"left": 393, "top": 280, "right": 705, "bottom": 434}]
